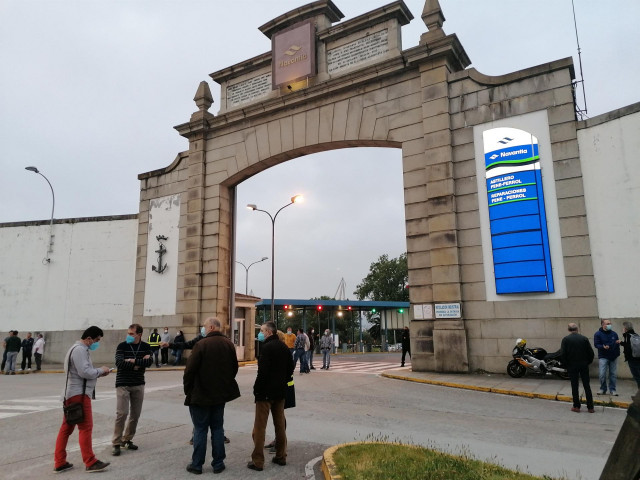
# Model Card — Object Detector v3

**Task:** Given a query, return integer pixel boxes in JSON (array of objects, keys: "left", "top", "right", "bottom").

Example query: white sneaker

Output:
[
  {"left": 27, "top": 368, "right": 31, "bottom": 371},
  {"left": 18, "top": 369, "right": 23, "bottom": 372}
]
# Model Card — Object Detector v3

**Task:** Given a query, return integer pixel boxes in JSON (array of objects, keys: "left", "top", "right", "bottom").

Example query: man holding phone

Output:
[{"left": 111, "top": 324, "right": 153, "bottom": 456}]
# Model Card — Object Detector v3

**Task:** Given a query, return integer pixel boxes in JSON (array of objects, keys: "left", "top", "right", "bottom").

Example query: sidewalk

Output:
[{"left": 381, "top": 368, "right": 637, "bottom": 409}]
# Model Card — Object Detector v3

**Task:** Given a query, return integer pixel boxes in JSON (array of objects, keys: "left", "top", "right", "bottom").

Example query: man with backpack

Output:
[{"left": 620, "top": 321, "right": 640, "bottom": 389}]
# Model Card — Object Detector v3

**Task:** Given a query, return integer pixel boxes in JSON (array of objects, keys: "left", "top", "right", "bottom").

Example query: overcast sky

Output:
[{"left": 1, "top": 0, "right": 638, "bottom": 300}]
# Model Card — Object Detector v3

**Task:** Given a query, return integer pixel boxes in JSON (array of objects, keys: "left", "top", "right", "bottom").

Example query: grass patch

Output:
[{"left": 332, "top": 443, "right": 561, "bottom": 480}]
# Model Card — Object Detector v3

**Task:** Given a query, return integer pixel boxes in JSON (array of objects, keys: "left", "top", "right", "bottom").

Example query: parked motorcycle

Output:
[{"left": 507, "top": 338, "right": 569, "bottom": 379}]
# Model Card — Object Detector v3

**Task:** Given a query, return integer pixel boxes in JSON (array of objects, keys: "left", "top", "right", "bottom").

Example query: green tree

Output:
[{"left": 354, "top": 253, "right": 408, "bottom": 341}]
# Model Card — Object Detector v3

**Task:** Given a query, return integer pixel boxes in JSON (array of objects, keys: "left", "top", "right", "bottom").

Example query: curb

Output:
[{"left": 380, "top": 372, "right": 632, "bottom": 409}]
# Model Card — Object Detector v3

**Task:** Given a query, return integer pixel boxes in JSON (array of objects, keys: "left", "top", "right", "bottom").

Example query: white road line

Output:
[{"left": 305, "top": 455, "right": 323, "bottom": 480}]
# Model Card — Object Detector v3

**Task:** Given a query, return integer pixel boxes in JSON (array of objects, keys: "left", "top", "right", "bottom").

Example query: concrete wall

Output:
[
  {"left": 0, "top": 215, "right": 138, "bottom": 364},
  {"left": 577, "top": 103, "right": 640, "bottom": 321}
]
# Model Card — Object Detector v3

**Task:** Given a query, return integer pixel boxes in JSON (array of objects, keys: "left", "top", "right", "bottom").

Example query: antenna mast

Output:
[
  {"left": 571, "top": 0, "right": 588, "bottom": 119},
  {"left": 334, "top": 277, "right": 347, "bottom": 300}
]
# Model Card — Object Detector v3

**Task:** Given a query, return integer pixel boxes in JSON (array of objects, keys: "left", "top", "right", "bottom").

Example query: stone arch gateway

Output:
[{"left": 135, "top": 0, "right": 598, "bottom": 373}]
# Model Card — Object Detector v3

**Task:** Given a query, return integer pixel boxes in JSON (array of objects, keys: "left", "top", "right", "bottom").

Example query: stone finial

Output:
[
  {"left": 193, "top": 81, "right": 213, "bottom": 112},
  {"left": 420, "top": 0, "right": 446, "bottom": 43}
]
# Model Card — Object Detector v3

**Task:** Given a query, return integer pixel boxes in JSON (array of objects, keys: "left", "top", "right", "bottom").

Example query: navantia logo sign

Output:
[
  {"left": 272, "top": 19, "right": 316, "bottom": 89},
  {"left": 483, "top": 127, "right": 554, "bottom": 294}
]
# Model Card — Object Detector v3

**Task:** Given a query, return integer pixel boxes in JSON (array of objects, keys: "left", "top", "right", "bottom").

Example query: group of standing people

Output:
[
  {"left": 561, "top": 319, "right": 640, "bottom": 414},
  {"left": 2, "top": 330, "right": 45, "bottom": 374},
  {"left": 53, "top": 318, "right": 296, "bottom": 475},
  {"left": 283, "top": 327, "right": 336, "bottom": 373}
]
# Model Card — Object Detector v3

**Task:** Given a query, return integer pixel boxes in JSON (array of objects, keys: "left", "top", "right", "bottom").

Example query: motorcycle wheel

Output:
[
  {"left": 507, "top": 360, "right": 526, "bottom": 378},
  {"left": 555, "top": 370, "right": 570, "bottom": 380}
]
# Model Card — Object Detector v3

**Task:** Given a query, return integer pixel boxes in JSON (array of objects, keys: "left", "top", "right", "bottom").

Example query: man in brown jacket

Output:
[{"left": 183, "top": 318, "right": 240, "bottom": 475}]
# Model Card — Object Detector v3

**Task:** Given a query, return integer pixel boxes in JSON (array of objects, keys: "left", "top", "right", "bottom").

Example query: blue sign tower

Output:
[{"left": 483, "top": 128, "right": 554, "bottom": 294}]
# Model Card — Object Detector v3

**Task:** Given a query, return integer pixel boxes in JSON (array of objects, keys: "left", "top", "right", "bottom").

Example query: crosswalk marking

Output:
[
  {"left": 0, "top": 384, "right": 182, "bottom": 420},
  {"left": 245, "top": 360, "right": 407, "bottom": 375}
]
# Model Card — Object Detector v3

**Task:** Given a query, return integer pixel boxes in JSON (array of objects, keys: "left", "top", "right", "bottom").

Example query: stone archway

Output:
[{"left": 135, "top": 0, "right": 591, "bottom": 373}]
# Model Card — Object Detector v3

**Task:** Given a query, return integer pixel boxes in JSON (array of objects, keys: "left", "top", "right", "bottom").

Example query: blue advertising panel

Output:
[{"left": 483, "top": 128, "right": 554, "bottom": 294}]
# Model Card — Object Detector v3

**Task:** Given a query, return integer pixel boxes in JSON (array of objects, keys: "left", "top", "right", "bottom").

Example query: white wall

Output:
[
  {"left": 578, "top": 106, "right": 640, "bottom": 319},
  {"left": 0, "top": 217, "right": 137, "bottom": 333}
]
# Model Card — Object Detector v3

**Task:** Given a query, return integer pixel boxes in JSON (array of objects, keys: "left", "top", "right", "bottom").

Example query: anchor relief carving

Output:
[{"left": 151, "top": 235, "right": 168, "bottom": 273}]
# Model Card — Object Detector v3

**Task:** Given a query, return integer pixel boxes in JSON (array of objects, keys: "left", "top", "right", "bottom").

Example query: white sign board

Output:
[{"left": 434, "top": 303, "right": 461, "bottom": 319}]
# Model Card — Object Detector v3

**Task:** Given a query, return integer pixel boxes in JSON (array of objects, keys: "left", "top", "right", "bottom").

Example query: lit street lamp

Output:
[
  {"left": 236, "top": 256, "right": 268, "bottom": 295},
  {"left": 247, "top": 194, "right": 303, "bottom": 325},
  {"left": 25, "top": 166, "right": 55, "bottom": 264}
]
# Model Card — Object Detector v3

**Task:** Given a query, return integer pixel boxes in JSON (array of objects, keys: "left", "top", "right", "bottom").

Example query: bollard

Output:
[{"left": 599, "top": 390, "right": 640, "bottom": 480}]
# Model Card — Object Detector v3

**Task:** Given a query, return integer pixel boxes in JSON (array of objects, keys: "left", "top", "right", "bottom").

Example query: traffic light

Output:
[
  {"left": 347, "top": 306, "right": 352, "bottom": 310},
  {"left": 371, "top": 308, "right": 376, "bottom": 313},
  {"left": 398, "top": 308, "right": 404, "bottom": 314},
  {"left": 317, "top": 305, "right": 323, "bottom": 311},
  {"left": 283, "top": 305, "right": 288, "bottom": 310}
]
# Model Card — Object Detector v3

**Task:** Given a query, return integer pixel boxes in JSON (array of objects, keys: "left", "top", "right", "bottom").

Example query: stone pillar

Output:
[{"left": 408, "top": 1, "right": 469, "bottom": 372}]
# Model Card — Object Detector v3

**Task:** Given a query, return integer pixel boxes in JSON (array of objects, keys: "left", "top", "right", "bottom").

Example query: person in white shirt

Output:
[{"left": 33, "top": 333, "right": 45, "bottom": 371}]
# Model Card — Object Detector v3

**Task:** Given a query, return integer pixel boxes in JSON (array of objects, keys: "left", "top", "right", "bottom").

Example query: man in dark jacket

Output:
[
  {"left": 620, "top": 321, "right": 640, "bottom": 388},
  {"left": 111, "top": 324, "right": 153, "bottom": 456},
  {"left": 593, "top": 319, "right": 621, "bottom": 395},
  {"left": 248, "top": 321, "right": 294, "bottom": 471},
  {"left": 20, "top": 332, "right": 34, "bottom": 371},
  {"left": 183, "top": 318, "right": 239, "bottom": 475},
  {"left": 561, "top": 323, "right": 595, "bottom": 413},
  {"left": 401, "top": 326, "right": 411, "bottom": 367}
]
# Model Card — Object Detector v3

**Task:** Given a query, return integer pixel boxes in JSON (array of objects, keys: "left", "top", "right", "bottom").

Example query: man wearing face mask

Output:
[
  {"left": 248, "top": 321, "right": 294, "bottom": 471},
  {"left": 54, "top": 326, "right": 111, "bottom": 473},
  {"left": 160, "top": 327, "right": 171, "bottom": 365},
  {"left": 320, "top": 329, "right": 334, "bottom": 370},
  {"left": 594, "top": 319, "right": 621, "bottom": 396},
  {"left": 111, "top": 324, "right": 153, "bottom": 456}
]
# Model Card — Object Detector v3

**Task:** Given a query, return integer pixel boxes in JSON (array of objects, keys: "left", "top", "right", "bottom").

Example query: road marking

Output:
[{"left": 305, "top": 455, "right": 323, "bottom": 480}]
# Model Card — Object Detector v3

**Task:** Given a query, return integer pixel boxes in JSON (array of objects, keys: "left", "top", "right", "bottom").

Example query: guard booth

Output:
[{"left": 253, "top": 299, "right": 410, "bottom": 354}]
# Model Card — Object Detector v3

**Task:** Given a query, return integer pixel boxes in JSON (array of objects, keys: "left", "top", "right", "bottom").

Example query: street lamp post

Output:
[
  {"left": 25, "top": 166, "right": 55, "bottom": 264},
  {"left": 247, "top": 195, "right": 303, "bottom": 326},
  {"left": 235, "top": 257, "right": 268, "bottom": 295}
]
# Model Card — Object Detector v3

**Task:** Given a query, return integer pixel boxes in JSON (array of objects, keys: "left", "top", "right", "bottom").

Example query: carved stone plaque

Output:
[
  {"left": 327, "top": 29, "right": 389, "bottom": 75},
  {"left": 227, "top": 73, "right": 272, "bottom": 109}
]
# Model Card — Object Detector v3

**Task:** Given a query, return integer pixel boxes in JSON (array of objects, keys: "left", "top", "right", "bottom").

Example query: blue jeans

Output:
[
  {"left": 4, "top": 351, "right": 18, "bottom": 373},
  {"left": 306, "top": 350, "right": 314, "bottom": 368},
  {"left": 189, "top": 404, "right": 226, "bottom": 472},
  {"left": 598, "top": 358, "right": 618, "bottom": 393},
  {"left": 172, "top": 349, "right": 182, "bottom": 365},
  {"left": 322, "top": 348, "right": 331, "bottom": 368},
  {"left": 293, "top": 349, "right": 308, "bottom": 372}
]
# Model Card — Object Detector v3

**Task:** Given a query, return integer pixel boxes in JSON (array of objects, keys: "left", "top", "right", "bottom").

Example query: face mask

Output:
[
  {"left": 257, "top": 332, "right": 266, "bottom": 342},
  {"left": 125, "top": 335, "right": 135, "bottom": 344},
  {"left": 200, "top": 327, "right": 206, "bottom": 337},
  {"left": 164, "top": 330, "right": 168, "bottom": 334},
  {"left": 325, "top": 331, "right": 330, "bottom": 336},
  {"left": 606, "top": 325, "right": 612, "bottom": 331},
  {"left": 89, "top": 342, "right": 100, "bottom": 351},
  {"left": 287, "top": 330, "right": 292, "bottom": 334}
]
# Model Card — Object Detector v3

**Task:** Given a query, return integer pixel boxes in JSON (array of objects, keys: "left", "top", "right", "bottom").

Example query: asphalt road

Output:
[{"left": 0, "top": 353, "right": 625, "bottom": 479}]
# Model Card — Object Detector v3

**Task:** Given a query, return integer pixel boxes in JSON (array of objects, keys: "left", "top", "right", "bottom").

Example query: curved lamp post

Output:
[
  {"left": 236, "top": 256, "right": 268, "bottom": 295},
  {"left": 25, "top": 166, "right": 55, "bottom": 264},
  {"left": 247, "top": 195, "right": 303, "bottom": 326}
]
